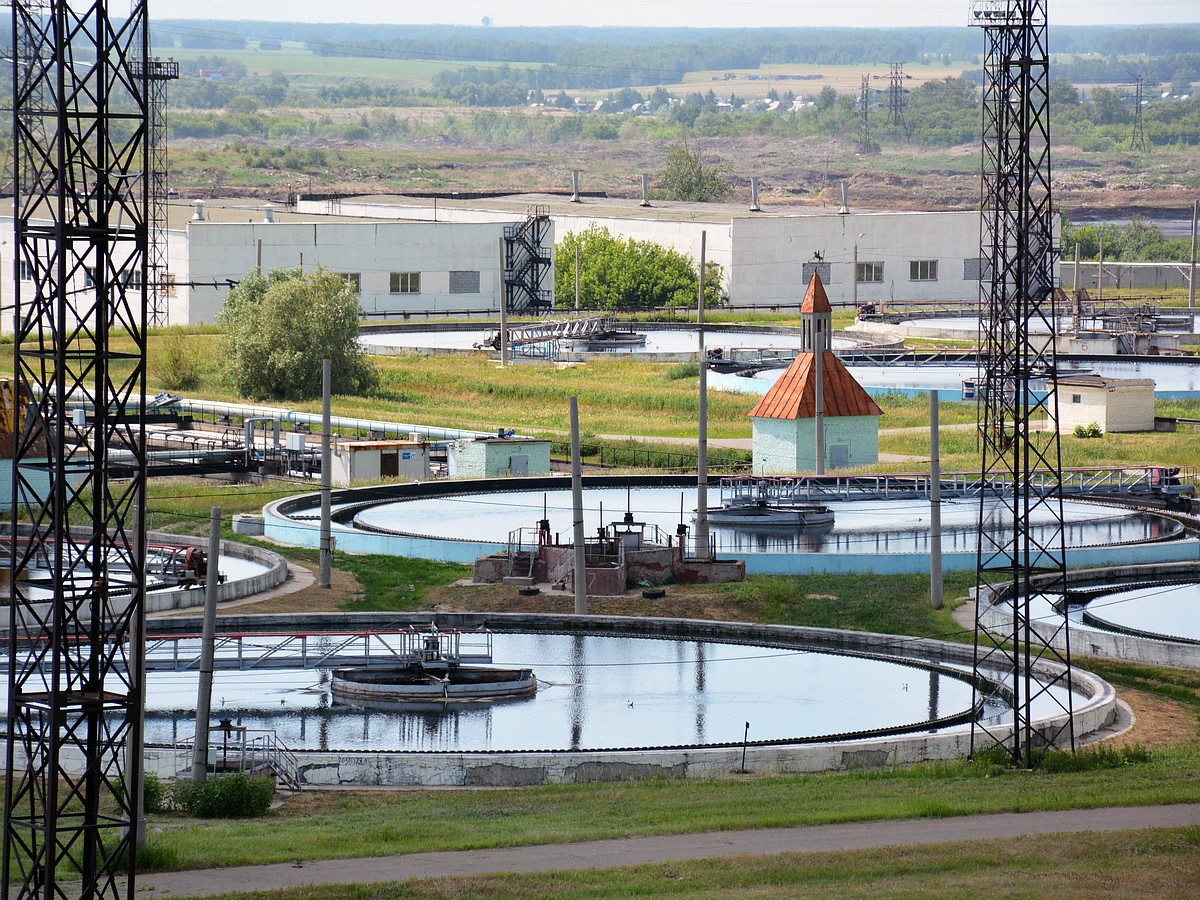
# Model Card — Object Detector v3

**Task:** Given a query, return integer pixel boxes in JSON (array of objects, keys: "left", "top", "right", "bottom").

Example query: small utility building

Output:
[
  {"left": 750, "top": 273, "right": 882, "bottom": 474},
  {"left": 1052, "top": 375, "right": 1155, "bottom": 434},
  {"left": 330, "top": 439, "right": 429, "bottom": 487},
  {"left": 448, "top": 435, "right": 552, "bottom": 478}
]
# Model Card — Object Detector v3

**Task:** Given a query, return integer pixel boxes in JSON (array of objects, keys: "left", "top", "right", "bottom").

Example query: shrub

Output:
[
  {"left": 172, "top": 772, "right": 274, "bottom": 818},
  {"left": 152, "top": 328, "right": 203, "bottom": 391},
  {"left": 1073, "top": 422, "right": 1102, "bottom": 439},
  {"left": 666, "top": 361, "right": 700, "bottom": 380},
  {"left": 1034, "top": 744, "right": 1152, "bottom": 773}
]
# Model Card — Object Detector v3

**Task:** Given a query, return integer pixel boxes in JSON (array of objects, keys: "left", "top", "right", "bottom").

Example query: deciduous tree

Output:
[{"left": 219, "top": 267, "right": 378, "bottom": 401}]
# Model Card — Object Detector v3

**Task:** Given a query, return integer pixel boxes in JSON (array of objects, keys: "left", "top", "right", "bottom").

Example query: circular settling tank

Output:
[
  {"left": 349, "top": 486, "right": 1174, "bottom": 558},
  {"left": 1077, "top": 582, "right": 1200, "bottom": 644},
  {"left": 132, "top": 632, "right": 983, "bottom": 753}
]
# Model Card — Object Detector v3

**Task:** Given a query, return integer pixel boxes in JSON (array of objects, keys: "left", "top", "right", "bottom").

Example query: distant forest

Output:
[{"left": 147, "top": 21, "right": 1200, "bottom": 89}]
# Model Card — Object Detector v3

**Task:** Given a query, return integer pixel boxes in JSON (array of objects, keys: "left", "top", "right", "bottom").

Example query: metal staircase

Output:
[{"left": 503, "top": 205, "right": 553, "bottom": 314}]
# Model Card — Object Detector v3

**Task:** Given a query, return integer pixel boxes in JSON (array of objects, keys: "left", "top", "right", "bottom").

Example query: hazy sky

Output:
[{"left": 150, "top": 1, "right": 1200, "bottom": 31}]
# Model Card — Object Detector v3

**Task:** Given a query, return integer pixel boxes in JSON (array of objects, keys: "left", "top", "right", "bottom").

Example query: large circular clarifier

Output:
[
  {"left": 350, "top": 486, "right": 1172, "bottom": 557},
  {"left": 1079, "top": 582, "right": 1200, "bottom": 643},
  {"left": 137, "top": 633, "right": 979, "bottom": 752}
]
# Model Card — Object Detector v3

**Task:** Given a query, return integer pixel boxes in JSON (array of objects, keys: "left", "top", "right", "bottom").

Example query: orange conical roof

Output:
[
  {"left": 750, "top": 352, "right": 882, "bottom": 420},
  {"left": 800, "top": 272, "right": 832, "bottom": 315}
]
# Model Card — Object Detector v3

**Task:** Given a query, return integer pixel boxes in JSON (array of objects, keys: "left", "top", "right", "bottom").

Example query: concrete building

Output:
[
  {"left": 448, "top": 435, "right": 552, "bottom": 478},
  {"left": 1052, "top": 375, "right": 1156, "bottom": 434},
  {"left": 0, "top": 198, "right": 553, "bottom": 329},
  {"left": 750, "top": 274, "right": 882, "bottom": 474},
  {"left": 2, "top": 189, "right": 1027, "bottom": 328},
  {"left": 297, "top": 192, "right": 1008, "bottom": 309},
  {"left": 329, "top": 439, "right": 430, "bottom": 487}
]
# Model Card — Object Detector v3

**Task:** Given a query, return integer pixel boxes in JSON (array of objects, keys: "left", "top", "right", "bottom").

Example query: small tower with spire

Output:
[
  {"left": 749, "top": 273, "right": 882, "bottom": 474},
  {"left": 800, "top": 269, "right": 832, "bottom": 354}
]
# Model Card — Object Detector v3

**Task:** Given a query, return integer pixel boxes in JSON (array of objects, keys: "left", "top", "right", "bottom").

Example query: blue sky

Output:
[{"left": 150, "top": 1, "right": 1200, "bottom": 30}]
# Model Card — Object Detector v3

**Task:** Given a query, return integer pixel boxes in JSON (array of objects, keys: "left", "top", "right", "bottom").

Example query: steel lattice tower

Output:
[
  {"left": 857, "top": 74, "right": 873, "bottom": 154},
  {"left": 1129, "top": 76, "right": 1147, "bottom": 152},
  {"left": 4, "top": 2, "right": 150, "bottom": 897},
  {"left": 968, "top": 0, "right": 1074, "bottom": 768},
  {"left": 132, "top": 57, "right": 178, "bottom": 327},
  {"left": 876, "top": 62, "right": 910, "bottom": 135}
]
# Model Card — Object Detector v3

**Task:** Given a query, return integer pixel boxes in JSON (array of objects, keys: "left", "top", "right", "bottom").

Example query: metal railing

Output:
[{"left": 176, "top": 726, "right": 302, "bottom": 791}]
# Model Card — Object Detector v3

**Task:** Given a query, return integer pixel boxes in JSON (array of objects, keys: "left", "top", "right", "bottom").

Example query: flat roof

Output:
[
  {"left": 3, "top": 194, "right": 971, "bottom": 233},
  {"left": 310, "top": 192, "right": 969, "bottom": 226}
]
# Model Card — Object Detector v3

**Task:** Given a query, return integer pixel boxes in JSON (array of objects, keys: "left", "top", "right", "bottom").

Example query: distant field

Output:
[
  {"left": 163, "top": 47, "right": 530, "bottom": 87},
  {"left": 649, "top": 62, "right": 971, "bottom": 99}
]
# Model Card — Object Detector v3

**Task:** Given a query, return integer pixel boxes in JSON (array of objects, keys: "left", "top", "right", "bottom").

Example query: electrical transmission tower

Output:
[
  {"left": 4, "top": 3, "right": 151, "bottom": 897},
  {"left": 1128, "top": 75, "right": 1148, "bottom": 152},
  {"left": 133, "top": 57, "right": 180, "bottom": 326},
  {"left": 857, "top": 74, "right": 874, "bottom": 154},
  {"left": 874, "top": 62, "right": 911, "bottom": 136},
  {"left": 968, "top": 0, "right": 1074, "bottom": 768}
]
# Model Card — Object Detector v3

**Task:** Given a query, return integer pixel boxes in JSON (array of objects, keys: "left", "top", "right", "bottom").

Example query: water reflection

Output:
[
  {"left": 355, "top": 488, "right": 1168, "bottom": 557},
  {"left": 120, "top": 634, "right": 979, "bottom": 752}
]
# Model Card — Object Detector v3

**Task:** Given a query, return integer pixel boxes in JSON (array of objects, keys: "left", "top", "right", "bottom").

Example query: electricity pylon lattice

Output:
[
  {"left": 874, "top": 62, "right": 910, "bottom": 136},
  {"left": 857, "top": 74, "right": 874, "bottom": 154},
  {"left": 968, "top": 0, "right": 1074, "bottom": 769},
  {"left": 132, "top": 57, "right": 180, "bottom": 326},
  {"left": 1127, "top": 75, "right": 1148, "bottom": 152},
  {"left": 4, "top": 2, "right": 151, "bottom": 897}
]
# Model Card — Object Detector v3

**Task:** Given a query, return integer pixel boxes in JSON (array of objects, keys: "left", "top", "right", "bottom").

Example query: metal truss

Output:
[
  {"left": 857, "top": 74, "right": 873, "bottom": 154},
  {"left": 968, "top": 0, "right": 1074, "bottom": 768},
  {"left": 874, "top": 63, "right": 910, "bottom": 136},
  {"left": 503, "top": 206, "right": 553, "bottom": 314},
  {"left": 4, "top": 3, "right": 149, "bottom": 897},
  {"left": 130, "top": 57, "right": 178, "bottom": 327}
]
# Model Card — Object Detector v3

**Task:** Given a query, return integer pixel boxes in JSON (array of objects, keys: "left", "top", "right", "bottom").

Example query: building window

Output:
[
  {"left": 1071, "top": 394, "right": 1082, "bottom": 404},
  {"left": 964, "top": 257, "right": 992, "bottom": 280},
  {"left": 390, "top": 272, "right": 420, "bottom": 294},
  {"left": 344, "top": 273, "right": 361, "bottom": 293},
  {"left": 909, "top": 259, "right": 938, "bottom": 281},
  {"left": 856, "top": 261, "right": 883, "bottom": 284},
  {"left": 18, "top": 259, "right": 33, "bottom": 281},
  {"left": 163, "top": 273, "right": 177, "bottom": 297},
  {"left": 122, "top": 270, "right": 143, "bottom": 288},
  {"left": 449, "top": 270, "right": 481, "bottom": 294},
  {"left": 84, "top": 266, "right": 98, "bottom": 288}
]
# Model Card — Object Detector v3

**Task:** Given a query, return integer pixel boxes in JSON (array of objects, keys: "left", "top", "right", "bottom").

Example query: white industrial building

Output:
[
  {"left": 1052, "top": 375, "right": 1156, "bottom": 435},
  {"left": 2, "top": 190, "right": 1018, "bottom": 328},
  {"left": 299, "top": 193, "right": 1005, "bottom": 310}
]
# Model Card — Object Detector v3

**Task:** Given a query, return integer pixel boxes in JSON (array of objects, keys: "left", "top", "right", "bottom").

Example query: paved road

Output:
[{"left": 135, "top": 803, "right": 1200, "bottom": 897}]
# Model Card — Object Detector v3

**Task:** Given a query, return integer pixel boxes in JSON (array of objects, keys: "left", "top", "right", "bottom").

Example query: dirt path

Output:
[{"left": 134, "top": 803, "right": 1200, "bottom": 898}]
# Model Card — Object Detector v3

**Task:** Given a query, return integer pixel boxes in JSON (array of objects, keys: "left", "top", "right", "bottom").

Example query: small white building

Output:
[
  {"left": 448, "top": 436, "right": 552, "bottom": 478},
  {"left": 330, "top": 439, "right": 430, "bottom": 487},
  {"left": 1053, "top": 375, "right": 1156, "bottom": 434},
  {"left": 751, "top": 274, "right": 882, "bottom": 474}
]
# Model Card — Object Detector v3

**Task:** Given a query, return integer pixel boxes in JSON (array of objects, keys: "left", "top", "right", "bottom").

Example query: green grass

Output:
[
  {"left": 145, "top": 827, "right": 1200, "bottom": 899},
  {"left": 140, "top": 748, "right": 1200, "bottom": 872},
  {"left": 337, "top": 555, "right": 471, "bottom": 611},
  {"left": 716, "top": 572, "right": 975, "bottom": 639}
]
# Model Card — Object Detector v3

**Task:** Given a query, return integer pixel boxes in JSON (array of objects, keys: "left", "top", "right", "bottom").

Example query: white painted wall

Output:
[
  {"left": 751, "top": 415, "right": 880, "bottom": 474},
  {"left": 730, "top": 211, "right": 1000, "bottom": 308},
  {"left": 180, "top": 219, "right": 544, "bottom": 324},
  {"left": 1054, "top": 380, "right": 1156, "bottom": 434}
]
